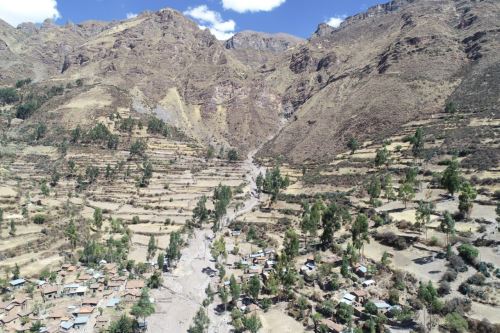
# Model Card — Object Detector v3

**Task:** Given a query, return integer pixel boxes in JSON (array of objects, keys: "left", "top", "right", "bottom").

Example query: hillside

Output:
[{"left": 0, "top": 0, "right": 499, "bottom": 164}]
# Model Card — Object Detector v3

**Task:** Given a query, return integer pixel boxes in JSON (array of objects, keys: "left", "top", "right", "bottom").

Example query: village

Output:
[{"left": 0, "top": 90, "right": 499, "bottom": 333}]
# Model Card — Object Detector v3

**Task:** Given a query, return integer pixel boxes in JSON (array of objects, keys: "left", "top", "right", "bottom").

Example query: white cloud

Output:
[
  {"left": 326, "top": 16, "right": 346, "bottom": 28},
  {"left": 0, "top": 0, "right": 60, "bottom": 27},
  {"left": 126, "top": 12, "right": 138, "bottom": 19},
  {"left": 184, "top": 5, "right": 235, "bottom": 40},
  {"left": 221, "top": 0, "right": 286, "bottom": 13}
]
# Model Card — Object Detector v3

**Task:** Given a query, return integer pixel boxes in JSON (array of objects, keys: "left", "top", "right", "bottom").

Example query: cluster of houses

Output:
[
  {"left": 0, "top": 262, "right": 149, "bottom": 332},
  {"left": 217, "top": 241, "right": 399, "bottom": 333}
]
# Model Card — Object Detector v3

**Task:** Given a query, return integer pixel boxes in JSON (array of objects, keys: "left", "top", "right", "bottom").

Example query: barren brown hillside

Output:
[{"left": 0, "top": 0, "right": 499, "bottom": 164}]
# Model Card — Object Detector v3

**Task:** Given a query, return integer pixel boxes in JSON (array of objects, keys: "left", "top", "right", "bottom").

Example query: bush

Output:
[
  {"left": 448, "top": 254, "right": 467, "bottom": 272},
  {"left": 467, "top": 273, "right": 486, "bottom": 286},
  {"left": 227, "top": 149, "right": 239, "bottom": 161},
  {"left": 33, "top": 214, "right": 47, "bottom": 224},
  {"left": 442, "top": 298, "right": 471, "bottom": 316},
  {"left": 147, "top": 117, "right": 170, "bottom": 137},
  {"left": 15, "top": 78, "right": 32, "bottom": 88},
  {"left": 457, "top": 244, "right": 479, "bottom": 264},
  {"left": 16, "top": 101, "right": 38, "bottom": 119},
  {"left": 441, "top": 270, "right": 458, "bottom": 282},
  {"left": 130, "top": 139, "right": 147, "bottom": 158},
  {"left": 0, "top": 87, "right": 19, "bottom": 105},
  {"left": 445, "top": 312, "right": 468, "bottom": 333},
  {"left": 438, "top": 281, "right": 451, "bottom": 296}
]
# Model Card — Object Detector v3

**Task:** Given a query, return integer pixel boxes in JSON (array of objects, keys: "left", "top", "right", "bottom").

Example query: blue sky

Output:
[{"left": 0, "top": 0, "right": 387, "bottom": 39}]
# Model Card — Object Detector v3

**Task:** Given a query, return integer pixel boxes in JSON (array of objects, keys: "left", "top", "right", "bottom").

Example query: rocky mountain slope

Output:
[{"left": 0, "top": 0, "right": 499, "bottom": 164}]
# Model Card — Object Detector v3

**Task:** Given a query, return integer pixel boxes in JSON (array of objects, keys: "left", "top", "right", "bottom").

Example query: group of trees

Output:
[
  {"left": 212, "top": 184, "right": 232, "bottom": 231},
  {"left": 71, "top": 123, "right": 119, "bottom": 149},
  {"left": 256, "top": 165, "right": 290, "bottom": 202}
]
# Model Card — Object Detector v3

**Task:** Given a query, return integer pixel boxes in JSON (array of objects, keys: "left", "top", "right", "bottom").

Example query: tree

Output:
[
  {"left": 193, "top": 196, "right": 209, "bottom": 226},
  {"left": 12, "top": 263, "right": 20, "bottom": 279},
  {"left": 411, "top": 128, "right": 424, "bottom": 159},
  {"left": 445, "top": 312, "right": 468, "bottom": 333},
  {"left": 0, "top": 208, "right": 3, "bottom": 236},
  {"left": 445, "top": 101, "right": 457, "bottom": 114},
  {"left": 441, "top": 158, "right": 461, "bottom": 196},
  {"left": 341, "top": 253, "right": 350, "bottom": 277},
  {"left": 458, "top": 182, "right": 477, "bottom": 219},
  {"left": 211, "top": 237, "right": 226, "bottom": 262},
  {"left": 138, "top": 161, "right": 153, "bottom": 187},
  {"left": 34, "top": 123, "right": 47, "bottom": 141},
  {"left": 109, "top": 315, "right": 136, "bottom": 333},
  {"left": 213, "top": 184, "right": 232, "bottom": 230},
  {"left": 416, "top": 201, "right": 434, "bottom": 240},
  {"left": 131, "top": 288, "right": 155, "bottom": 322},
  {"left": 227, "top": 149, "right": 239, "bottom": 161},
  {"left": 242, "top": 314, "right": 262, "bottom": 333},
  {"left": 66, "top": 220, "right": 78, "bottom": 249},
  {"left": 229, "top": 274, "right": 241, "bottom": 304},
  {"left": 320, "top": 204, "right": 342, "bottom": 249},
  {"left": 147, "top": 270, "right": 162, "bottom": 289},
  {"left": 337, "top": 302, "right": 353, "bottom": 324},
  {"left": 374, "top": 147, "right": 390, "bottom": 168},
  {"left": 263, "top": 165, "right": 289, "bottom": 202},
  {"left": 256, "top": 172, "right": 263, "bottom": 194},
  {"left": 93, "top": 208, "right": 103, "bottom": 230},
  {"left": 297, "top": 296, "right": 309, "bottom": 319},
  {"left": 398, "top": 183, "right": 415, "bottom": 208},
  {"left": 9, "top": 220, "right": 16, "bottom": 237},
  {"left": 247, "top": 275, "right": 261, "bottom": 301},
  {"left": 382, "top": 174, "right": 395, "bottom": 201},
  {"left": 130, "top": 139, "right": 147, "bottom": 158},
  {"left": 347, "top": 137, "right": 359, "bottom": 154},
  {"left": 188, "top": 307, "right": 210, "bottom": 333},
  {"left": 157, "top": 253, "right": 165, "bottom": 270},
  {"left": 381, "top": 251, "right": 391, "bottom": 267},
  {"left": 440, "top": 211, "right": 455, "bottom": 246},
  {"left": 352, "top": 214, "right": 369, "bottom": 257},
  {"left": 283, "top": 228, "right": 300, "bottom": 260},
  {"left": 147, "top": 235, "right": 156, "bottom": 261},
  {"left": 0, "top": 87, "right": 19, "bottom": 105},
  {"left": 418, "top": 281, "right": 442, "bottom": 329},
  {"left": 364, "top": 301, "right": 378, "bottom": 315},
  {"left": 166, "top": 231, "right": 182, "bottom": 265},
  {"left": 367, "top": 175, "right": 381, "bottom": 205},
  {"left": 219, "top": 286, "right": 229, "bottom": 312},
  {"left": 71, "top": 125, "right": 82, "bottom": 143}
]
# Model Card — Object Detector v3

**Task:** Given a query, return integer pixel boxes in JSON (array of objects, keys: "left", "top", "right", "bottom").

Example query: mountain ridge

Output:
[{"left": 0, "top": 0, "right": 499, "bottom": 165}]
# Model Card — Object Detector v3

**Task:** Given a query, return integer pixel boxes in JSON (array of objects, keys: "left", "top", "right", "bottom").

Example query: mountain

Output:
[
  {"left": 258, "top": 0, "right": 500, "bottom": 163},
  {"left": 224, "top": 30, "right": 303, "bottom": 67},
  {"left": 0, "top": 0, "right": 499, "bottom": 164}
]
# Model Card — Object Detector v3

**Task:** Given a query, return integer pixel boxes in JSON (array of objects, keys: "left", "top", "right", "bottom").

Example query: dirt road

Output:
[{"left": 148, "top": 147, "right": 267, "bottom": 333}]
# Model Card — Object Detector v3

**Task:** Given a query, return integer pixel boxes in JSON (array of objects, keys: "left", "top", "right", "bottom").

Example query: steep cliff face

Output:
[
  {"left": 0, "top": 0, "right": 498, "bottom": 164},
  {"left": 257, "top": 0, "right": 500, "bottom": 163}
]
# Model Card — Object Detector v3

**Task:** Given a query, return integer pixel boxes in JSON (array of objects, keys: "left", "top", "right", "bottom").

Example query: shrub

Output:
[
  {"left": 448, "top": 254, "right": 467, "bottom": 272},
  {"left": 442, "top": 298, "right": 471, "bottom": 316},
  {"left": 130, "top": 139, "right": 147, "bottom": 158},
  {"left": 147, "top": 117, "right": 170, "bottom": 136},
  {"left": 438, "top": 281, "right": 451, "bottom": 296},
  {"left": 15, "top": 78, "right": 32, "bottom": 88},
  {"left": 445, "top": 312, "right": 468, "bottom": 333},
  {"left": 0, "top": 87, "right": 19, "bottom": 104},
  {"left": 16, "top": 101, "right": 38, "bottom": 119},
  {"left": 441, "top": 269, "right": 458, "bottom": 282},
  {"left": 467, "top": 273, "right": 486, "bottom": 286},
  {"left": 227, "top": 149, "right": 239, "bottom": 161},
  {"left": 457, "top": 244, "right": 479, "bottom": 264},
  {"left": 33, "top": 214, "right": 47, "bottom": 224}
]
